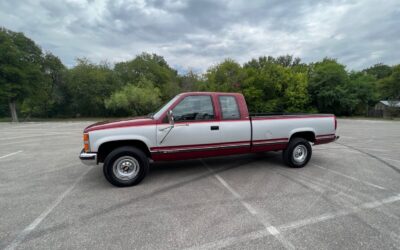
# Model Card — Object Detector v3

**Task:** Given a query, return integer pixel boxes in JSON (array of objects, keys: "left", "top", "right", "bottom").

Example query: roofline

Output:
[{"left": 179, "top": 91, "right": 242, "bottom": 95}]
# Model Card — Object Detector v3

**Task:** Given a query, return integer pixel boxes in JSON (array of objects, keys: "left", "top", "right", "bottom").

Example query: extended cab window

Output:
[
  {"left": 172, "top": 95, "right": 215, "bottom": 122},
  {"left": 219, "top": 96, "right": 240, "bottom": 119}
]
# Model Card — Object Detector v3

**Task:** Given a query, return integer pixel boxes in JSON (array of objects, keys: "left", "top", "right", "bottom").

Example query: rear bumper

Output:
[
  {"left": 79, "top": 149, "right": 97, "bottom": 166},
  {"left": 314, "top": 134, "right": 339, "bottom": 145}
]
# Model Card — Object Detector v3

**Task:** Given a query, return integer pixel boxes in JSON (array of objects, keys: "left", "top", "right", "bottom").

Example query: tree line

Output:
[{"left": 1, "top": 27, "right": 399, "bottom": 122}]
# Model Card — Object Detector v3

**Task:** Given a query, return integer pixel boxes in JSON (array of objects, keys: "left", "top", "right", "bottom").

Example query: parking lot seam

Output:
[{"left": 336, "top": 142, "right": 400, "bottom": 174}]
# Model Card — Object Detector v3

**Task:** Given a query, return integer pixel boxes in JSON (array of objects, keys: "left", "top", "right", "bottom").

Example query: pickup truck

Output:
[{"left": 80, "top": 92, "right": 339, "bottom": 187}]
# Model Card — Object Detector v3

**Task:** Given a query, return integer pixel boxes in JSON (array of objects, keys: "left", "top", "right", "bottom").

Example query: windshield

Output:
[{"left": 152, "top": 95, "right": 181, "bottom": 119}]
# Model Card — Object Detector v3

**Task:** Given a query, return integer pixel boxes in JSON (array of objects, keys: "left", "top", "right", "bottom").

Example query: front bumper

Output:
[{"left": 79, "top": 149, "right": 97, "bottom": 166}]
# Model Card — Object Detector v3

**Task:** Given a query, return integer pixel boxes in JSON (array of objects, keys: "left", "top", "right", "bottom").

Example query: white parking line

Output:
[
  {"left": 185, "top": 229, "right": 272, "bottom": 250},
  {"left": 0, "top": 132, "right": 77, "bottom": 141},
  {"left": 188, "top": 193, "right": 400, "bottom": 250},
  {"left": 0, "top": 135, "right": 77, "bottom": 146},
  {"left": 0, "top": 151, "right": 23, "bottom": 159},
  {"left": 201, "top": 160, "right": 295, "bottom": 250},
  {"left": 4, "top": 167, "right": 92, "bottom": 250},
  {"left": 279, "top": 194, "right": 400, "bottom": 231},
  {"left": 311, "top": 163, "right": 386, "bottom": 190}
]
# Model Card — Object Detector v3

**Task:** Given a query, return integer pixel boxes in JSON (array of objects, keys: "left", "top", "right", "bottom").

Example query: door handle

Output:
[{"left": 210, "top": 126, "right": 219, "bottom": 130}]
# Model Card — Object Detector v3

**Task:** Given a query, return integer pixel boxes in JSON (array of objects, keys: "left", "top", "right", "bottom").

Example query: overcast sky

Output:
[{"left": 1, "top": 0, "right": 399, "bottom": 73}]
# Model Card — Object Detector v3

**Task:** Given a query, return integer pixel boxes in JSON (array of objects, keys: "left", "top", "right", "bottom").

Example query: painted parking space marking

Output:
[
  {"left": 0, "top": 132, "right": 77, "bottom": 141},
  {"left": 4, "top": 167, "right": 92, "bottom": 250},
  {"left": 201, "top": 160, "right": 295, "bottom": 250},
  {"left": 311, "top": 163, "right": 386, "bottom": 190},
  {"left": 188, "top": 193, "right": 400, "bottom": 250},
  {"left": 0, "top": 150, "right": 23, "bottom": 160}
]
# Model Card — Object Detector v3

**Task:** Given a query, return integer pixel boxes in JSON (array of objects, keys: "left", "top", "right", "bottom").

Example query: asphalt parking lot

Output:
[{"left": 0, "top": 119, "right": 399, "bottom": 250}]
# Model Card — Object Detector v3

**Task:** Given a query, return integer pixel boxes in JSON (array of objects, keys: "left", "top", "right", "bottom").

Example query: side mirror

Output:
[{"left": 167, "top": 110, "right": 174, "bottom": 126}]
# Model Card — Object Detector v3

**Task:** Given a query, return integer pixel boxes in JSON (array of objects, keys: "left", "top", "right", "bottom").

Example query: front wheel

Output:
[
  {"left": 282, "top": 138, "right": 312, "bottom": 168},
  {"left": 103, "top": 146, "right": 149, "bottom": 187}
]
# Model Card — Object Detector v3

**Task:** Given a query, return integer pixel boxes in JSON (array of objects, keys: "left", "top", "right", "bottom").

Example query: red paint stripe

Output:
[
  {"left": 85, "top": 119, "right": 156, "bottom": 132},
  {"left": 151, "top": 137, "right": 290, "bottom": 151},
  {"left": 252, "top": 138, "right": 288, "bottom": 143},
  {"left": 251, "top": 143, "right": 288, "bottom": 152},
  {"left": 151, "top": 147, "right": 250, "bottom": 161},
  {"left": 151, "top": 142, "right": 289, "bottom": 161}
]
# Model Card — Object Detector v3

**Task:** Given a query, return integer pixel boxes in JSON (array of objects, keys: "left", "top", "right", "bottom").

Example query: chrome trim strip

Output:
[{"left": 151, "top": 143, "right": 250, "bottom": 154}]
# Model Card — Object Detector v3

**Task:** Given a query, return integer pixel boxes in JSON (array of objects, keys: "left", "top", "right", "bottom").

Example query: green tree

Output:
[
  {"left": 308, "top": 58, "right": 356, "bottom": 115},
  {"left": 283, "top": 72, "right": 310, "bottom": 112},
  {"left": 364, "top": 63, "right": 392, "bottom": 79},
  {"left": 205, "top": 59, "right": 246, "bottom": 92},
  {"left": 242, "top": 57, "right": 310, "bottom": 113},
  {"left": 105, "top": 78, "right": 162, "bottom": 116},
  {"left": 21, "top": 52, "right": 66, "bottom": 117},
  {"left": 114, "top": 53, "right": 179, "bottom": 100},
  {"left": 379, "top": 65, "right": 400, "bottom": 100},
  {"left": 178, "top": 70, "right": 205, "bottom": 91},
  {"left": 66, "top": 58, "right": 121, "bottom": 117},
  {"left": 0, "top": 27, "right": 43, "bottom": 122},
  {"left": 348, "top": 72, "right": 379, "bottom": 115}
]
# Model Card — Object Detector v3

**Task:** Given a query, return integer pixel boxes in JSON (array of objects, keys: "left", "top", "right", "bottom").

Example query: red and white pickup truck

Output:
[{"left": 80, "top": 92, "right": 339, "bottom": 187}]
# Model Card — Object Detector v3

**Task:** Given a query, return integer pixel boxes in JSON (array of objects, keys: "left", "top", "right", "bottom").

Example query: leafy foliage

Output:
[
  {"left": 0, "top": 27, "right": 43, "bottom": 121},
  {"left": 379, "top": 65, "right": 400, "bottom": 100},
  {"left": 114, "top": 53, "right": 179, "bottom": 100},
  {"left": 66, "top": 58, "right": 121, "bottom": 117},
  {"left": 105, "top": 78, "right": 161, "bottom": 116},
  {"left": 1, "top": 27, "right": 400, "bottom": 120}
]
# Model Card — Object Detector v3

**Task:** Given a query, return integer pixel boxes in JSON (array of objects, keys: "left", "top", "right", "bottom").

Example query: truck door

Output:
[
  {"left": 217, "top": 95, "right": 251, "bottom": 153},
  {"left": 155, "top": 95, "right": 221, "bottom": 159}
]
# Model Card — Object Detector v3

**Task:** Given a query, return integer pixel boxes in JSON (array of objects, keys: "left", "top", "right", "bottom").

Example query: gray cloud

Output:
[{"left": 0, "top": 0, "right": 399, "bottom": 72}]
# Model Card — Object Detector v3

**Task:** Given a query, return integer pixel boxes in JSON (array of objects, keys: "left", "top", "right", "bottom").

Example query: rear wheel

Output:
[
  {"left": 103, "top": 146, "right": 149, "bottom": 187},
  {"left": 283, "top": 138, "right": 312, "bottom": 168}
]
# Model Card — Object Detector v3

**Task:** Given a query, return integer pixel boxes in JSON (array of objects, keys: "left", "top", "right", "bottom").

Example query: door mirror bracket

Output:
[{"left": 167, "top": 110, "right": 174, "bottom": 126}]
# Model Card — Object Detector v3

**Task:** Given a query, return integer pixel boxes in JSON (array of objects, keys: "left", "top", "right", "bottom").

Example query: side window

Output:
[
  {"left": 219, "top": 96, "right": 240, "bottom": 119},
  {"left": 172, "top": 95, "right": 215, "bottom": 122}
]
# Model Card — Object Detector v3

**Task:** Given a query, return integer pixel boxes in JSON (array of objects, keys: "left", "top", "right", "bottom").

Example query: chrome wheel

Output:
[
  {"left": 112, "top": 156, "right": 140, "bottom": 180},
  {"left": 293, "top": 145, "right": 308, "bottom": 164}
]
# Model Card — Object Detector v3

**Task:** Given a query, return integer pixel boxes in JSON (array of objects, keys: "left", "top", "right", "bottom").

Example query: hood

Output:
[{"left": 84, "top": 116, "right": 156, "bottom": 133}]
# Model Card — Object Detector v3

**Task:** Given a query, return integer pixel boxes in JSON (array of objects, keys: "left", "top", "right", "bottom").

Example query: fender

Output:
[
  {"left": 90, "top": 134, "right": 153, "bottom": 152},
  {"left": 289, "top": 127, "right": 316, "bottom": 141},
  {"left": 86, "top": 122, "right": 156, "bottom": 153}
]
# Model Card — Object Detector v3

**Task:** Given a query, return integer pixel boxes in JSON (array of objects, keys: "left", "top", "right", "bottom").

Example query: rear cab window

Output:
[{"left": 219, "top": 95, "right": 240, "bottom": 120}]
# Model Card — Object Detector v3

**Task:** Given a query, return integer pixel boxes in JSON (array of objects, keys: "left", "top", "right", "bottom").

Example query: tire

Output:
[
  {"left": 103, "top": 146, "right": 149, "bottom": 187},
  {"left": 282, "top": 138, "right": 312, "bottom": 168}
]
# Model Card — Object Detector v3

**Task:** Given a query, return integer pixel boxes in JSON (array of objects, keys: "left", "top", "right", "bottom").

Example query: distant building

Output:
[{"left": 371, "top": 100, "right": 400, "bottom": 118}]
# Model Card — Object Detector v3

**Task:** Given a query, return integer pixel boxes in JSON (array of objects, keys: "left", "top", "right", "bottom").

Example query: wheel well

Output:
[
  {"left": 97, "top": 140, "right": 151, "bottom": 163},
  {"left": 290, "top": 131, "right": 315, "bottom": 142}
]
